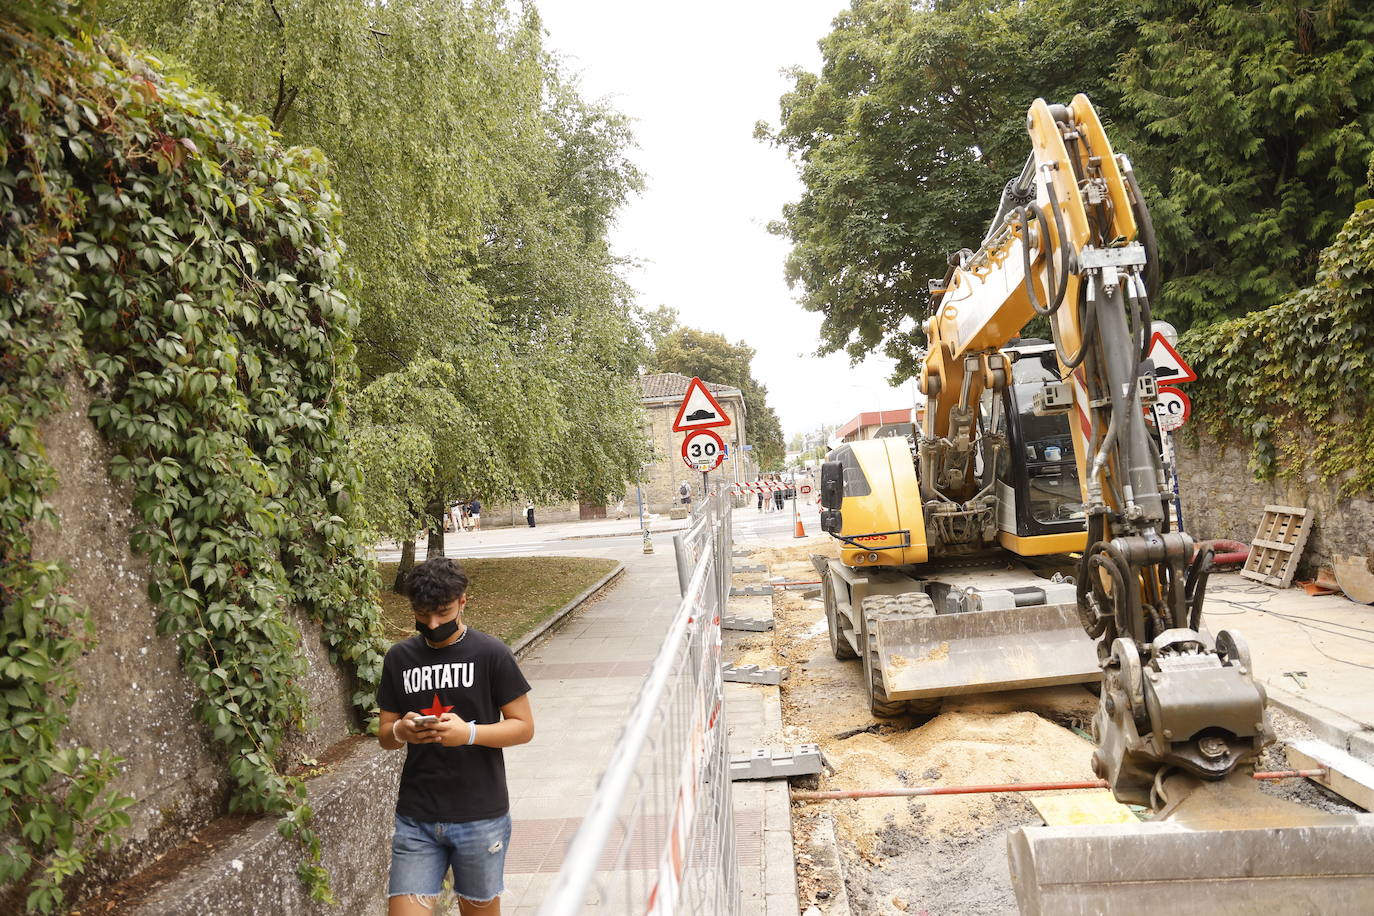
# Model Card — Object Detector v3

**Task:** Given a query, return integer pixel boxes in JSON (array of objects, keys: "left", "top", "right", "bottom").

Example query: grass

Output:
[{"left": 375, "top": 556, "right": 619, "bottom": 646}]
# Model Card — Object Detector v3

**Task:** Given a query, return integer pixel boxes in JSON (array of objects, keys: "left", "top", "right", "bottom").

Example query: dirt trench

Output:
[{"left": 734, "top": 542, "right": 1362, "bottom": 916}]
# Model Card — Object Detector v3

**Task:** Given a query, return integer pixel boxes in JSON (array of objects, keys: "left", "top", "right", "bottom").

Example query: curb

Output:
[
  {"left": 561, "top": 524, "right": 690, "bottom": 542},
  {"left": 510, "top": 562, "right": 626, "bottom": 659},
  {"left": 1266, "top": 681, "right": 1374, "bottom": 765}
]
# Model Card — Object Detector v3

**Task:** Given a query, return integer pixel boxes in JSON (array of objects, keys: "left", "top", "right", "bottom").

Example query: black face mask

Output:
[{"left": 416, "top": 617, "right": 460, "bottom": 644}]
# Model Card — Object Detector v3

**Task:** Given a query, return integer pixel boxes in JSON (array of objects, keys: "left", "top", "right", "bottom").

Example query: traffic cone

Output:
[{"left": 794, "top": 516, "right": 806, "bottom": 538}]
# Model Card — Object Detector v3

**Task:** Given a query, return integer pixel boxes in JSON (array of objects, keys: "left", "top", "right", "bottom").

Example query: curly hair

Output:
[{"left": 407, "top": 557, "right": 470, "bottom": 612}]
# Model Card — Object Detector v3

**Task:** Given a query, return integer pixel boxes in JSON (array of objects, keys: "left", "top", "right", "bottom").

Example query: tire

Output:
[
  {"left": 823, "top": 569, "right": 859, "bottom": 660},
  {"left": 861, "top": 593, "right": 940, "bottom": 718}
]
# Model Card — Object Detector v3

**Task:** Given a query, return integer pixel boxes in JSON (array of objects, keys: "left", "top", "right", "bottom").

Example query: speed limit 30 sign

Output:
[{"left": 681, "top": 429, "right": 725, "bottom": 471}]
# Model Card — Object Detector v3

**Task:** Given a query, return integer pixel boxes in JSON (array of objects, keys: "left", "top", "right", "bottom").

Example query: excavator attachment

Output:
[
  {"left": 1008, "top": 772, "right": 1374, "bottom": 914},
  {"left": 817, "top": 557, "right": 1099, "bottom": 715},
  {"left": 876, "top": 603, "right": 1098, "bottom": 701}
]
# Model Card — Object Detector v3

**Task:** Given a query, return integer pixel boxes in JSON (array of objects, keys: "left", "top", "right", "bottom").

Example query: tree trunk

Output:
[
  {"left": 393, "top": 539, "right": 417, "bottom": 595},
  {"left": 425, "top": 498, "right": 446, "bottom": 560}
]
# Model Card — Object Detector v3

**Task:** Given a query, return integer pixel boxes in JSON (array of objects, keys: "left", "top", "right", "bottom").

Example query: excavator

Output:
[{"left": 814, "top": 94, "right": 1374, "bottom": 910}]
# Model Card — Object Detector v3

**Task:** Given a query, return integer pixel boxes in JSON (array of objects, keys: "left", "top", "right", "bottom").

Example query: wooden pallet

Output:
[{"left": 1240, "top": 504, "right": 1313, "bottom": 589}]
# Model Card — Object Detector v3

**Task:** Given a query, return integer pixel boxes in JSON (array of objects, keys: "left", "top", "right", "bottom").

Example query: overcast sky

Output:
[{"left": 535, "top": 0, "right": 918, "bottom": 441}]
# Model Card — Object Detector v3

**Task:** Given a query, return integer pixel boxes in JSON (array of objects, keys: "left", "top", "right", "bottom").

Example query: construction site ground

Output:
[{"left": 726, "top": 505, "right": 1374, "bottom": 915}]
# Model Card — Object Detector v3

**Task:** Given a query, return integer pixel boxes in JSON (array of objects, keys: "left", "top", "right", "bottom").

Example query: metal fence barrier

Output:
[{"left": 538, "top": 492, "right": 741, "bottom": 915}]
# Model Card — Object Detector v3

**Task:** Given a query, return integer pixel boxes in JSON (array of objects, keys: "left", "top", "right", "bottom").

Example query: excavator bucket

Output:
[
  {"left": 874, "top": 603, "right": 1100, "bottom": 700},
  {"left": 1007, "top": 773, "right": 1374, "bottom": 914}
]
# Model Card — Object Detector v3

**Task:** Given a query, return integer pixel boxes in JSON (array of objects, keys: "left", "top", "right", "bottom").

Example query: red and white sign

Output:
[
  {"left": 1151, "top": 386, "right": 1191, "bottom": 431},
  {"left": 728, "top": 480, "right": 793, "bottom": 495},
  {"left": 671, "top": 377, "right": 732, "bottom": 432},
  {"left": 681, "top": 429, "right": 725, "bottom": 471},
  {"left": 800, "top": 484, "right": 812, "bottom": 495},
  {"left": 1146, "top": 332, "right": 1196, "bottom": 385}
]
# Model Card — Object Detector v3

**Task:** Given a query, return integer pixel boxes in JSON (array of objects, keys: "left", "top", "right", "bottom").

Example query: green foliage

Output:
[
  {"left": 762, "top": 0, "right": 1128, "bottom": 379},
  {"left": 1183, "top": 167, "right": 1374, "bottom": 493},
  {"left": 767, "top": 0, "right": 1374, "bottom": 378},
  {"left": 648, "top": 319, "right": 788, "bottom": 470},
  {"left": 1, "top": 20, "right": 134, "bottom": 913},
  {"left": 103, "top": 0, "right": 652, "bottom": 532},
  {"left": 2, "top": 22, "right": 385, "bottom": 910},
  {"left": 1120, "top": 0, "right": 1374, "bottom": 327}
]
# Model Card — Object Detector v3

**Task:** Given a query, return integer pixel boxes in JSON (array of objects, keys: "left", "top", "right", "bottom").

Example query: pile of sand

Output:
[{"left": 824, "top": 710, "right": 1095, "bottom": 857}]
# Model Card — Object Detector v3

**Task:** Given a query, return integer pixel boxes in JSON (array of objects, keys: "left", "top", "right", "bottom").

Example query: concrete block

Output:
[
  {"left": 764, "top": 829, "right": 798, "bottom": 897},
  {"left": 722, "top": 663, "right": 788, "bottom": 685},
  {"left": 734, "top": 564, "right": 767, "bottom": 573},
  {"left": 129, "top": 738, "right": 402, "bottom": 914},
  {"left": 1287, "top": 739, "right": 1374, "bottom": 811},
  {"left": 731, "top": 745, "right": 823, "bottom": 781},
  {"left": 722, "top": 614, "right": 773, "bottom": 632},
  {"left": 1349, "top": 730, "right": 1374, "bottom": 766},
  {"left": 730, "top": 586, "right": 772, "bottom": 596}
]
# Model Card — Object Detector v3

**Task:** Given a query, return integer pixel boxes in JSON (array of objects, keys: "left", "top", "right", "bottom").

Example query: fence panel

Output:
[{"left": 539, "top": 493, "right": 739, "bottom": 915}]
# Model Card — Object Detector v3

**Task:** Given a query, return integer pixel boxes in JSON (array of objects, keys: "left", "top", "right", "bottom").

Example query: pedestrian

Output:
[
  {"left": 756, "top": 476, "right": 764, "bottom": 512},
  {"left": 773, "top": 474, "right": 785, "bottom": 511},
  {"left": 449, "top": 500, "right": 463, "bottom": 533},
  {"left": 525, "top": 502, "right": 536, "bottom": 528},
  {"left": 678, "top": 481, "right": 692, "bottom": 508},
  {"left": 377, "top": 557, "right": 534, "bottom": 916},
  {"left": 468, "top": 497, "right": 482, "bottom": 532}
]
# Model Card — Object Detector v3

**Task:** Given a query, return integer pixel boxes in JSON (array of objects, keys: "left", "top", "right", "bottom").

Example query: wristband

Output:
[
  {"left": 392, "top": 719, "right": 404, "bottom": 744},
  {"left": 466, "top": 721, "right": 477, "bottom": 746}
]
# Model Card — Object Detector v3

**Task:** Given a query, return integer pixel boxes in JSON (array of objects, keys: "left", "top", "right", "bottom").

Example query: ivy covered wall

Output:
[
  {"left": 2, "top": 21, "right": 385, "bottom": 912},
  {"left": 1182, "top": 156, "right": 1374, "bottom": 497}
]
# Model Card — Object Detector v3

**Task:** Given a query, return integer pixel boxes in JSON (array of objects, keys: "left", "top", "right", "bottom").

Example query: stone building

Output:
[{"left": 639, "top": 372, "right": 754, "bottom": 512}]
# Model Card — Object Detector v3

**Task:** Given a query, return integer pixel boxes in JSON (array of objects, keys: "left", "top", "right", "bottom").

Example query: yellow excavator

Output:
[{"left": 815, "top": 94, "right": 1374, "bottom": 910}]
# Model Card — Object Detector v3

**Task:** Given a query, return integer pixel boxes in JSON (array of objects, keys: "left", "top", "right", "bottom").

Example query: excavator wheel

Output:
[
  {"left": 821, "top": 564, "right": 858, "bottom": 660},
  {"left": 861, "top": 593, "right": 941, "bottom": 718}
]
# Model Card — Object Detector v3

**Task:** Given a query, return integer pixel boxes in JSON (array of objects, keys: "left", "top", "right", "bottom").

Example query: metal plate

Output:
[{"left": 876, "top": 603, "right": 1100, "bottom": 698}]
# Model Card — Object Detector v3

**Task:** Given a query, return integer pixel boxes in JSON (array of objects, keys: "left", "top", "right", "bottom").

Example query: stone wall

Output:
[
  {"left": 21, "top": 383, "right": 378, "bottom": 909},
  {"left": 1173, "top": 427, "right": 1374, "bottom": 577}
]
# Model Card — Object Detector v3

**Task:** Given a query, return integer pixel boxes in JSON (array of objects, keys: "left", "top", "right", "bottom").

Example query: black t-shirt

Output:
[{"left": 377, "top": 629, "right": 531, "bottom": 822}]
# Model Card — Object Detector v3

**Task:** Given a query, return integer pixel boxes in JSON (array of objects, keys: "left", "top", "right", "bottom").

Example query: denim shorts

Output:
[{"left": 388, "top": 812, "right": 512, "bottom": 902}]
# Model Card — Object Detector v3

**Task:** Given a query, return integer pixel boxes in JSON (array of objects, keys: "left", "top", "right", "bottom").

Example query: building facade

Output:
[
  {"left": 836, "top": 407, "right": 922, "bottom": 444},
  {"left": 639, "top": 373, "right": 754, "bottom": 512}
]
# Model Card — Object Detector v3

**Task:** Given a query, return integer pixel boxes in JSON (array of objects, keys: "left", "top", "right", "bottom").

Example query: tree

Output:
[
  {"left": 104, "top": 0, "right": 651, "bottom": 556},
  {"left": 765, "top": 0, "right": 1374, "bottom": 374},
  {"left": 761, "top": 0, "right": 1129, "bottom": 380},
  {"left": 1118, "top": 0, "right": 1374, "bottom": 327},
  {"left": 649, "top": 326, "right": 788, "bottom": 470}
]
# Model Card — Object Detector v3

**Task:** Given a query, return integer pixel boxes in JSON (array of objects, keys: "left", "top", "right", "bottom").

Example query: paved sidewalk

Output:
[
  {"left": 448, "top": 510, "right": 800, "bottom": 913},
  {"left": 1199, "top": 572, "right": 1374, "bottom": 761}
]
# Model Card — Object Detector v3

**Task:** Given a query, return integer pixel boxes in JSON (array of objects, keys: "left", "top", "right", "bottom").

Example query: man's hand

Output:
[
  {"left": 432, "top": 712, "right": 471, "bottom": 747},
  {"left": 395, "top": 712, "right": 444, "bottom": 745}
]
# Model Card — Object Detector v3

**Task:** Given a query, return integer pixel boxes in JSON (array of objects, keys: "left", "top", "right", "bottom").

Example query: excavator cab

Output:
[{"left": 987, "top": 343, "right": 1087, "bottom": 550}]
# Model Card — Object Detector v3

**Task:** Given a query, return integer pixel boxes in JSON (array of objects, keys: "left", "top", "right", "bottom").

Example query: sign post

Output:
[
  {"left": 1144, "top": 332, "right": 1196, "bottom": 530},
  {"left": 673, "top": 378, "right": 732, "bottom": 512}
]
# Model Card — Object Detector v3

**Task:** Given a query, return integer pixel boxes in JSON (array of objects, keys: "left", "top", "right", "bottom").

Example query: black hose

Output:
[
  {"left": 1185, "top": 546, "right": 1213, "bottom": 631},
  {"left": 1044, "top": 179, "right": 1072, "bottom": 306},
  {"left": 1122, "top": 165, "right": 1160, "bottom": 298},
  {"left": 1021, "top": 205, "right": 1058, "bottom": 318}
]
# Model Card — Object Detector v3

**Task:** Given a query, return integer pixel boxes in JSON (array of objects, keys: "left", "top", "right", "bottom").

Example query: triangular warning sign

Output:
[
  {"left": 672, "top": 377, "right": 732, "bottom": 432},
  {"left": 1146, "top": 332, "right": 1196, "bottom": 385}
]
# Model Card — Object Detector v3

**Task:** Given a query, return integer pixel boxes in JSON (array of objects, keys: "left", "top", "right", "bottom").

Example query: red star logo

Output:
[{"left": 420, "top": 694, "right": 453, "bottom": 718}]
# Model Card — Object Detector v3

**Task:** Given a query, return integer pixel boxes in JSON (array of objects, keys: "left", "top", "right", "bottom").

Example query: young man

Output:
[
  {"left": 378, "top": 558, "right": 534, "bottom": 915},
  {"left": 468, "top": 498, "right": 482, "bottom": 532}
]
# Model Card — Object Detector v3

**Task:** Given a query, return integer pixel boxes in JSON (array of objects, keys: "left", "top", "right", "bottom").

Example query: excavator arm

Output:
[
  {"left": 912, "top": 95, "right": 1374, "bottom": 912},
  {"left": 921, "top": 95, "right": 1266, "bottom": 803}
]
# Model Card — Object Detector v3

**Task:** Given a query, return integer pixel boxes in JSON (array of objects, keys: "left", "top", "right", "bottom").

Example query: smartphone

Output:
[{"left": 411, "top": 715, "right": 439, "bottom": 726}]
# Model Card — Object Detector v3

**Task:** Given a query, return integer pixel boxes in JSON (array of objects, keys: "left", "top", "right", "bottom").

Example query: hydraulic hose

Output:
[
  {"left": 1122, "top": 163, "right": 1161, "bottom": 298},
  {"left": 1021, "top": 204, "right": 1059, "bottom": 318}
]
